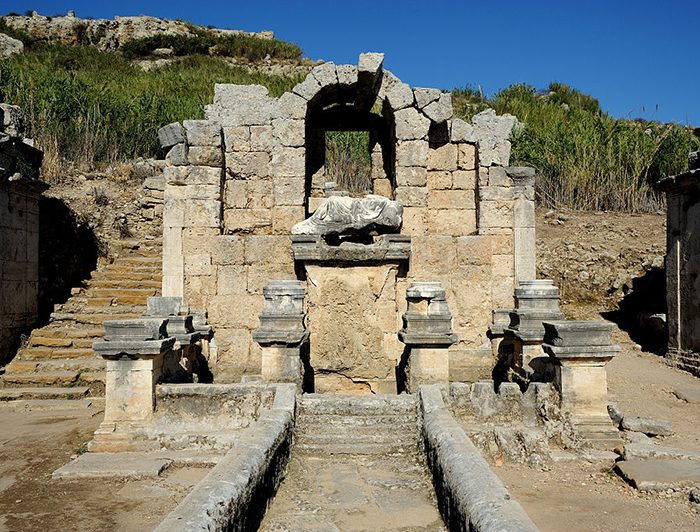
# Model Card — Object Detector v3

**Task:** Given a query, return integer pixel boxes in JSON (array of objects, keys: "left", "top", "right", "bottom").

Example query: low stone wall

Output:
[
  {"left": 155, "top": 383, "right": 296, "bottom": 531},
  {"left": 419, "top": 385, "right": 539, "bottom": 532}
]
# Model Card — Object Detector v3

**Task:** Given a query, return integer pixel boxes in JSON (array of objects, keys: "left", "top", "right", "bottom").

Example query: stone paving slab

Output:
[
  {"left": 0, "top": 386, "right": 89, "bottom": 399},
  {"left": 673, "top": 387, "right": 700, "bottom": 404},
  {"left": 52, "top": 452, "right": 172, "bottom": 479},
  {"left": 616, "top": 459, "right": 700, "bottom": 490}
]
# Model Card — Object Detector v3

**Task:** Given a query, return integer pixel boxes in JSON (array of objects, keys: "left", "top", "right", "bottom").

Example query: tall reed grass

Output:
[
  {"left": 0, "top": 45, "right": 304, "bottom": 179},
  {"left": 453, "top": 83, "right": 699, "bottom": 212},
  {"left": 325, "top": 131, "right": 372, "bottom": 193}
]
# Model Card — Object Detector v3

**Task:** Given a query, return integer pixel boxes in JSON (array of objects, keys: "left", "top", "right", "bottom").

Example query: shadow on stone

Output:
[{"left": 601, "top": 266, "right": 667, "bottom": 354}]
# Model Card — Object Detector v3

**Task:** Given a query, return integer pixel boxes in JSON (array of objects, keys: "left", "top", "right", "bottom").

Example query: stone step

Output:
[
  {"left": 89, "top": 279, "right": 161, "bottom": 289},
  {"left": 295, "top": 431, "right": 419, "bottom": 447},
  {"left": 2, "top": 370, "right": 80, "bottom": 386},
  {"left": 85, "top": 295, "right": 150, "bottom": 307},
  {"left": 293, "top": 441, "right": 419, "bottom": 456},
  {"left": 90, "top": 288, "right": 159, "bottom": 299},
  {"left": 6, "top": 357, "right": 103, "bottom": 373},
  {"left": 73, "top": 313, "right": 142, "bottom": 324},
  {"left": 31, "top": 327, "right": 105, "bottom": 339},
  {"left": 298, "top": 394, "right": 417, "bottom": 416},
  {"left": 115, "top": 256, "right": 162, "bottom": 266},
  {"left": 91, "top": 271, "right": 161, "bottom": 281},
  {"left": 16, "top": 346, "right": 94, "bottom": 360},
  {"left": 296, "top": 414, "right": 419, "bottom": 428},
  {"left": 0, "top": 386, "right": 90, "bottom": 400},
  {"left": 0, "top": 397, "right": 104, "bottom": 412}
]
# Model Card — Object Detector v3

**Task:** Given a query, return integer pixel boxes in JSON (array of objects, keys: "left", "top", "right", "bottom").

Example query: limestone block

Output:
[
  {"left": 489, "top": 166, "right": 512, "bottom": 187},
  {"left": 336, "top": 64, "right": 358, "bottom": 86},
  {"left": 272, "top": 119, "right": 305, "bottom": 147},
  {"left": 102, "top": 356, "right": 164, "bottom": 424},
  {"left": 250, "top": 125, "right": 273, "bottom": 152},
  {"left": 427, "top": 171, "right": 452, "bottom": 190},
  {"left": 394, "top": 107, "right": 430, "bottom": 140},
  {"left": 359, "top": 52, "right": 384, "bottom": 73},
  {"left": 163, "top": 197, "right": 185, "bottom": 228},
  {"left": 292, "top": 75, "right": 322, "bottom": 100},
  {"left": 274, "top": 178, "right": 305, "bottom": 206},
  {"left": 223, "top": 180, "right": 247, "bottom": 209},
  {"left": 246, "top": 180, "right": 274, "bottom": 209},
  {"left": 214, "top": 83, "right": 269, "bottom": 107},
  {"left": 211, "top": 328, "right": 252, "bottom": 368},
  {"left": 414, "top": 88, "right": 441, "bottom": 109},
  {"left": 271, "top": 147, "right": 305, "bottom": 178},
  {"left": 480, "top": 186, "right": 514, "bottom": 202},
  {"left": 272, "top": 205, "right": 305, "bottom": 234},
  {"left": 184, "top": 253, "right": 212, "bottom": 276},
  {"left": 223, "top": 126, "right": 250, "bottom": 152},
  {"left": 455, "top": 235, "right": 494, "bottom": 266},
  {"left": 422, "top": 92, "right": 453, "bottom": 124},
  {"left": 396, "top": 166, "right": 428, "bottom": 187},
  {"left": 244, "top": 235, "right": 292, "bottom": 265},
  {"left": 428, "top": 190, "right": 476, "bottom": 210},
  {"left": 187, "top": 146, "right": 223, "bottom": 167},
  {"left": 181, "top": 227, "right": 220, "bottom": 254},
  {"left": 223, "top": 208, "right": 272, "bottom": 234},
  {"left": 311, "top": 62, "right": 338, "bottom": 87},
  {"left": 185, "top": 275, "right": 217, "bottom": 308},
  {"left": 427, "top": 209, "right": 477, "bottom": 236},
  {"left": 458, "top": 143, "right": 477, "bottom": 170},
  {"left": 479, "top": 200, "right": 513, "bottom": 230},
  {"left": 395, "top": 186, "right": 428, "bottom": 207},
  {"left": 208, "top": 85, "right": 273, "bottom": 127},
  {"left": 410, "top": 235, "right": 457, "bottom": 275},
  {"left": 226, "top": 151, "right": 270, "bottom": 179},
  {"left": 409, "top": 348, "right": 450, "bottom": 391},
  {"left": 216, "top": 265, "right": 247, "bottom": 296},
  {"left": 245, "top": 263, "right": 297, "bottom": 294},
  {"left": 373, "top": 178, "right": 393, "bottom": 197},
  {"left": 210, "top": 235, "right": 245, "bottom": 265},
  {"left": 158, "top": 122, "right": 185, "bottom": 148},
  {"left": 450, "top": 118, "right": 476, "bottom": 143},
  {"left": 401, "top": 207, "right": 428, "bottom": 234},
  {"left": 428, "top": 143, "right": 458, "bottom": 171},
  {"left": 452, "top": 170, "right": 477, "bottom": 190},
  {"left": 207, "top": 293, "right": 262, "bottom": 330},
  {"left": 261, "top": 345, "right": 302, "bottom": 384},
  {"left": 384, "top": 76, "right": 414, "bottom": 110},
  {"left": 273, "top": 91, "right": 307, "bottom": 120},
  {"left": 183, "top": 120, "right": 221, "bottom": 147},
  {"left": 479, "top": 138, "right": 512, "bottom": 167},
  {"left": 396, "top": 140, "right": 429, "bottom": 167},
  {"left": 164, "top": 166, "right": 222, "bottom": 186},
  {"left": 184, "top": 199, "right": 221, "bottom": 228},
  {"left": 166, "top": 143, "right": 187, "bottom": 166}
]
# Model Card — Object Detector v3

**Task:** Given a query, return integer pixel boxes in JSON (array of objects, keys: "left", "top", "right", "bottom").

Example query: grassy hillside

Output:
[
  {"left": 453, "top": 84, "right": 699, "bottom": 212},
  {"left": 0, "top": 44, "right": 304, "bottom": 177}
]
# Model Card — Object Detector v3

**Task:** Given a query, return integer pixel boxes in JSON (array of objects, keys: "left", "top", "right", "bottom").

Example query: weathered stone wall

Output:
[
  {"left": 657, "top": 154, "right": 700, "bottom": 377},
  {"left": 160, "top": 54, "right": 535, "bottom": 388},
  {"left": 0, "top": 104, "right": 45, "bottom": 365}
]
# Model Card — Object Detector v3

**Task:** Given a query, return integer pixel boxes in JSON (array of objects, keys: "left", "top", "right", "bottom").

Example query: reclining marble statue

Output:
[{"left": 291, "top": 194, "right": 403, "bottom": 236}]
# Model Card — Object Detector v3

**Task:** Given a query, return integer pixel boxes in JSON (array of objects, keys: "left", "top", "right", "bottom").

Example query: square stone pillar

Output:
[
  {"left": 399, "top": 281, "right": 457, "bottom": 392},
  {"left": 505, "top": 279, "right": 564, "bottom": 383},
  {"left": 543, "top": 320, "right": 622, "bottom": 449},
  {"left": 253, "top": 280, "right": 309, "bottom": 388},
  {"left": 89, "top": 318, "right": 175, "bottom": 452}
]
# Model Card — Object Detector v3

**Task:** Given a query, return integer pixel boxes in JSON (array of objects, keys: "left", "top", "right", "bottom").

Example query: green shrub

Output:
[
  {"left": 453, "top": 83, "right": 700, "bottom": 212},
  {"left": 0, "top": 44, "right": 304, "bottom": 176}
]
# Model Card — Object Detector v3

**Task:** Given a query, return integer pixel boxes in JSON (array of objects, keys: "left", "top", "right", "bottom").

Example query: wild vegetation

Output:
[
  {"left": 0, "top": 44, "right": 304, "bottom": 179},
  {"left": 325, "top": 131, "right": 372, "bottom": 193},
  {"left": 453, "top": 83, "right": 700, "bottom": 212}
]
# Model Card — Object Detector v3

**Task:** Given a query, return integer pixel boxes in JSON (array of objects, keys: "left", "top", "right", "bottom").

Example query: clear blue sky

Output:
[{"left": 5, "top": 1, "right": 700, "bottom": 126}]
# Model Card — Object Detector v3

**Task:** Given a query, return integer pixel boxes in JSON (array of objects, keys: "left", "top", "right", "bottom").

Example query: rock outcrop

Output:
[{"left": 0, "top": 32, "right": 23, "bottom": 57}]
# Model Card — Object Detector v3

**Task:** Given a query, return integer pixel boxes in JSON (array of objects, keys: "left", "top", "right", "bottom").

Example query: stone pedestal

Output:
[
  {"left": 90, "top": 318, "right": 175, "bottom": 451},
  {"left": 543, "top": 320, "right": 622, "bottom": 449},
  {"left": 253, "top": 281, "right": 309, "bottom": 388},
  {"left": 506, "top": 279, "right": 564, "bottom": 382},
  {"left": 399, "top": 282, "right": 457, "bottom": 392}
]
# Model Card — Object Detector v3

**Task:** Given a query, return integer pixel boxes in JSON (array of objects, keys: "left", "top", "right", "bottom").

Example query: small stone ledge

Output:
[
  {"left": 155, "top": 383, "right": 296, "bottom": 532},
  {"left": 291, "top": 234, "right": 410, "bottom": 263},
  {"left": 419, "top": 385, "right": 539, "bottom": 532}
]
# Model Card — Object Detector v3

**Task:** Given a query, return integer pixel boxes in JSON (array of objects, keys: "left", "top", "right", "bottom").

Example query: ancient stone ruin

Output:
[
  {"left": 656, "top": 150, "right": 700, "bottom": 377},
  {"left": 4, "top": 53, "right": 652, "bottom": 531},
  {"left": 0, "top": 104, "right": 46, "bottom": 365}
]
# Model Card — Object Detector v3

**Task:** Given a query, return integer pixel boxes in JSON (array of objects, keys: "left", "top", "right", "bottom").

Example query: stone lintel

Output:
[
  {"left": 655, "top": 168, "right": 700, "bottom": 193},
  {"left": 93, "top": 338, "right": 176, "bottom": 359},
  {"left": 292, "top": 234, "right": 410, "bottom": 263},
  {"left": 252, "top": 329, "right": 309, "bottom": 347},
  {"left": 542, "top": 320, "right": 615, "bottom": 347},
  {"left": 399, "top": 330, "right": 458, "bottom": 347},
  {"left": 544, "top": 344, "right": 621, "bottom": 361}
]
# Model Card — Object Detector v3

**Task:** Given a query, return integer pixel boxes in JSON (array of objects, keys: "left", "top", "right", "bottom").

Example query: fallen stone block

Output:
[
  {"left": 673, "top": 387, "right": 700, "bottom": 404},
  {"left": 52, "top": 452, "right": 172, "bottom": 479},
  {"left": 158, "top": 122, "right": 185, "bottom": 149},
  {"left": 623, "top": 442, "right": 700, "bottom": 461},
  {"left": 616, "top": 459, "right": 700, "bottom": 491},
  {"left": 621, "top": 415, "right": 673, "bottom": 437},
  {"left": 607, "top": 403, "right": 623, "bottom": 425}
]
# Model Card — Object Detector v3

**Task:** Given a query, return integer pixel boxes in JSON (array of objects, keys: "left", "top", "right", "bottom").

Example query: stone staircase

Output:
[
  {"left": 294, "top": 394, "right": 422, "bottom": 455},
  {"left": 1, "top": 239, "right": 161, "bottom": 388}
]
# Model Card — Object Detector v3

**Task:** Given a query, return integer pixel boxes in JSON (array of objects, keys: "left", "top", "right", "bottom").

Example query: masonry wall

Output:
[
  {"left": 659, "top": 167, "right": 700, "bottom": 377},
  {"left": 160, "top": 55, "right": 534, "bottom": 386},
  {"left": 0, "top": 104, "right": 45, "bottom": 365}
]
